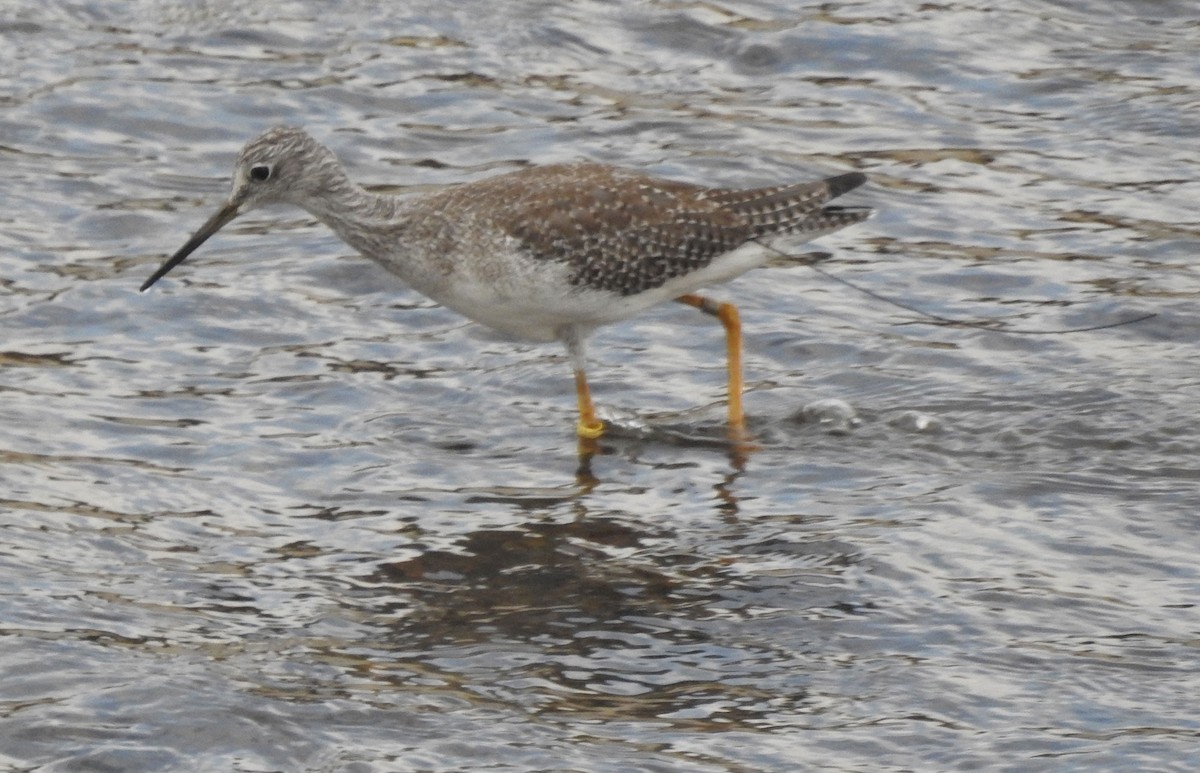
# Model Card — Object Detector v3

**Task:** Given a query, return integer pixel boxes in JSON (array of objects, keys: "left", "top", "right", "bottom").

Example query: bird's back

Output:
[{"left": 410, "top": 162, "right": 871, "bottom": 298}]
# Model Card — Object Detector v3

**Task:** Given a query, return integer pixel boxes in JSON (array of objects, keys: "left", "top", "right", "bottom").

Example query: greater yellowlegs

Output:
[{"left": 141, "top": 127, "right": 872, "bottom": 439}]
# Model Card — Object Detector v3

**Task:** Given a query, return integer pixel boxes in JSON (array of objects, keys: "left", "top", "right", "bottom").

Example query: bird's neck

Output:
[{"left": 297, "top": 174, "right": 412, "bottom": 260}]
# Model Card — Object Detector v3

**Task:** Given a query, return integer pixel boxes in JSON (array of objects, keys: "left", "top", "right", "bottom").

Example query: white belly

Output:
[{"left": 415, "top": 241, "right": 776, "bottom": 342}]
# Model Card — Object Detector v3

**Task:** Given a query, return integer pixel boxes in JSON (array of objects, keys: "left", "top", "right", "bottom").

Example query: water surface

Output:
[{"left": 2, "top": 1, "right": 1199, "bottom": 770}]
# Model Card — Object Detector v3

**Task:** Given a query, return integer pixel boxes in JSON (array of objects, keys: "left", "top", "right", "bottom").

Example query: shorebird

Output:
[{"left": 141, "top": 127, "right": 871, "bottom": 440}]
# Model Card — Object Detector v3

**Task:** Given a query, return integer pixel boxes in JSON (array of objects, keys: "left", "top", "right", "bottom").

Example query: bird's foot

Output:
[{"left": 576, "top": 417, "right": 605, "bottom": 440}]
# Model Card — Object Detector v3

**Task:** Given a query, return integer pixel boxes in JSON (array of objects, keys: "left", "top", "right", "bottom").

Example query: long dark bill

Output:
[{"left": 140, "top": 201, "right": 240, "bottom": 292}]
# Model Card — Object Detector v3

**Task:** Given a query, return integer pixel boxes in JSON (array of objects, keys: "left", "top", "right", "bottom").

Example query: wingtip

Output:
[{"left": 826, "top": 171, "right": 868, "bottom": 199}]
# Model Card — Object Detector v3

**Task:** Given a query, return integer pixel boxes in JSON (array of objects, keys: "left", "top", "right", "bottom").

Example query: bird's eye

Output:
[{"left": 249, "top": 165, "right": 271, "bottom": 182}]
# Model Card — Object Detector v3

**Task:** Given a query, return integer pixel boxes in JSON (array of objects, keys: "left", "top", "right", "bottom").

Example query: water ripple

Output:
[{"left": 2, "top": 0, "right": 1199, "bottom": 770}]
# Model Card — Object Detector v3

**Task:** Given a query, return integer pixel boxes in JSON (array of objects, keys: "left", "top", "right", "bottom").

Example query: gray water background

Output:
[{"left": 2, "top": 1, "right": 1199, "bottom": 770}]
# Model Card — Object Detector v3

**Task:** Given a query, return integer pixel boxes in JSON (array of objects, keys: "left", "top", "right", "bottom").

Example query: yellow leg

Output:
[
  {"left": 677, "top": 293, "right": 746, "bottom": 437},
  {"left": 574, "top": 367, "right": 605, "bottom": 439},
  {"left": 560, "top": 326, "right": 606, "bottom": 439}
]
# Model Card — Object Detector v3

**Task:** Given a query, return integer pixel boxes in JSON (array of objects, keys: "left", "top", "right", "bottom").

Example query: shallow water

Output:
[{"left": 3, "top": 1, "right": 1200, "bottom": 770}]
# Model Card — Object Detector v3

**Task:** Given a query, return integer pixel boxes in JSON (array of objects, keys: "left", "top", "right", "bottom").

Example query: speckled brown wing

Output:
[
  {"left": 706, "top": 172, "right": 869, "bottom": 241},
  {"left": 490, "top": 164, "right": 868, "bottom": 296}
]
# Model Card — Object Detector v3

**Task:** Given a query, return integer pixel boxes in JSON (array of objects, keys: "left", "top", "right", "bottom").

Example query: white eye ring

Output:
[{"left": 249, "top": 164, "right": 272, "bottom": 182}]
